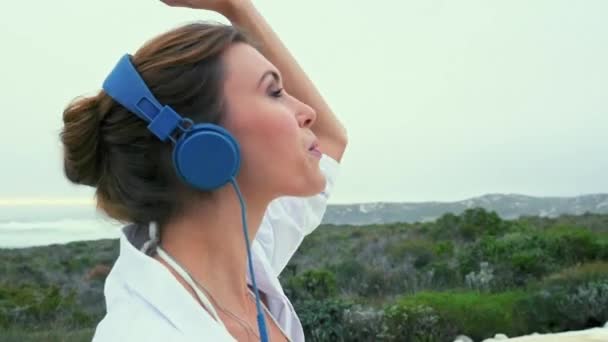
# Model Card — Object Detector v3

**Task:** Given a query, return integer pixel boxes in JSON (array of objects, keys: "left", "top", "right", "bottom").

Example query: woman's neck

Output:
[{"left": 156, "top": 183, "right": 271, "bottom": 314}]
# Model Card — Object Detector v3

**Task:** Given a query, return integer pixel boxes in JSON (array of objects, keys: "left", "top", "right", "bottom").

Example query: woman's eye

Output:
[{"left": 270, "top": 88, "right": 284, "bottom": 98}]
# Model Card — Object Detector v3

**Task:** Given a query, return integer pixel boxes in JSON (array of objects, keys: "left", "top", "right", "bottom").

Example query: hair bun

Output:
[{"left": 60, "top": 93, "right": 104, "bottom": 187}]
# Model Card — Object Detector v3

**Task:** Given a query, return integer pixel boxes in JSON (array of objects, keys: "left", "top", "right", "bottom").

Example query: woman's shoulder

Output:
[
  {"left": 92, "top": 294, "right": 236, "bottom": 342},
  {"left": 96, "top": 234, "right": 237, "bottom": 342},
  {"left": 92, "top": 300, "right": 182, "bottom": 342}
]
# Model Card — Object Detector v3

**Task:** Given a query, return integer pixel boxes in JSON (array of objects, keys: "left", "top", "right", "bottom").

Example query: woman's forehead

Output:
[{"left": 222, "top": 43, "right": 278, "bottom": 91}]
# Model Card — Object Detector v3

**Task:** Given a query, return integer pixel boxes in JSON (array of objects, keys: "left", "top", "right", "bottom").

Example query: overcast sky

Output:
[{"left": 1, "top": 0, "right": 607, "bottom": 205}]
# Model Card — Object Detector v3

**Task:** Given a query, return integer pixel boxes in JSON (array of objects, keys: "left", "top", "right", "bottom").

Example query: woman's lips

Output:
[{"left": 308, "top": 147, "right": 322, "bottom": 159}]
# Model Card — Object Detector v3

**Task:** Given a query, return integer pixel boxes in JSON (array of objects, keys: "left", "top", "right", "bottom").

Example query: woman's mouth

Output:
[{"left": 308, "top": 147, "right": 322, "bottom": 159}]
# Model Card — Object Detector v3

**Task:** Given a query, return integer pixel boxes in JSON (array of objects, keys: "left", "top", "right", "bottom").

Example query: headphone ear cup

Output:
[{"left": 173, "top": 124, "right": 241, "bottom": 191}]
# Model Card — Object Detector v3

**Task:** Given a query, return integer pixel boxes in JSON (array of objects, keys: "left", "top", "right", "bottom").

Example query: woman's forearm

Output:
[{"left": 225, "top": 2, "right": 348, "bottom": 162}]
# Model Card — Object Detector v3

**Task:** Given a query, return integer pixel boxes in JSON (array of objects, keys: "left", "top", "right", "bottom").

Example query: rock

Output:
[
  {"left": 479, "top": 333, "right": 508, "bottom": 341},
  {"left": 453, "top": 335, "right": 474, "bottom": 342}
]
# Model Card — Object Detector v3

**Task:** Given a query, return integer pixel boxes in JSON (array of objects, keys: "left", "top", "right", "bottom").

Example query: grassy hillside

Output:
[{"left": 2, "top": 208, "right": 608, "bottom": 341}]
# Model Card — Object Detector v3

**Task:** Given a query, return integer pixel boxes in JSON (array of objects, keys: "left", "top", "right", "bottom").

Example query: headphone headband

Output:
[{"left": 102, "top": 54, "right": 186, "bottom": 142}]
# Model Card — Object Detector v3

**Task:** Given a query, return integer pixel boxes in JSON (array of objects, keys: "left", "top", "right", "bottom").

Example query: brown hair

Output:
[{"left": 60, "top": 22, "right": 252, "bottom": 226}]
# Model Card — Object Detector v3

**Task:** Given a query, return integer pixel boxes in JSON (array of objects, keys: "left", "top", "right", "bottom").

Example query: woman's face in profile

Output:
[{"left": 220, "top": 42, "right": 326, "bottom": 198}]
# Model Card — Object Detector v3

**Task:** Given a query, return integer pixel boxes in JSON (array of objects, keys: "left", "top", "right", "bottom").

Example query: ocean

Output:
[{"left": 0, "top": 218, "right": 123, "bottom": 249}]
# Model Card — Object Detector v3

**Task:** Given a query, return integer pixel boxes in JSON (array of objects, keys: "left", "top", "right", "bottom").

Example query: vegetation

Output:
[{"left": 2, "top": 209, "right": 608, "bottom": 341}]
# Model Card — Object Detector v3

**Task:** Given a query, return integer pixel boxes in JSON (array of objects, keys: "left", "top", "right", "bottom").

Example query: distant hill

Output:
[
  {"left": 2, "top": 193, "right": 608, "bottom": 226},
  {"left": 322, "top": 193, "right": 608, "bottom": 225}
]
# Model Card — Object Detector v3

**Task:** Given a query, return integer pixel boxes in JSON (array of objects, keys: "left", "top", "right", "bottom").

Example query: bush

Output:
[
  {"left": 0, "top": 283, "right": 72, "bottom": 328},
  {"left": 0, "top": 327, "right": 94, "bottom": 342},
  {"left": 510, "top": 247, "right": 553, "bottom": 278},
  {"left": 359, "top": 266, "right": 391, "bottom": 297},
  {"left": 599, "top": 239, "right": 608, "bottom": 259},
  {"left": 295, "top": 298, "right": 353, "bottom": 341},
  {"left": 433, "top": 212, "right": 461, "bottom": 240},
  {"left": 459, "top": 233, "right": 556, "bottom": 288},
  {"left": 538, "top": 261, "right": 608, "bottom": 286},
  {"left": 0, "top": 283, "right": 94, "bottom": 330},
  {"left": 517, "top": 262, "right": 608, "bottom": 332},
  {"left": 427, "top": 261, "right": 461, "bottom": 290},
  {"left": 518, "top": 280, "right": 608, "bottom": 332},
  {"left": 460, "top": 226, "right": 608, "bottom": 291},
  {"left": 342, "top": 305, "right": 384, "bottom": 341},
  {"left": 382, "top": 302, "right": 456, "bottom": 342},
  {"left": 331, "top": 261, "right": 398, "bottom": 297},
  {"left": 387, "top": 239, "right": 435, "bottom": 268},
  {"left": 284, "top": 269, "right": 337, "bottom": 302},
  {"left": 459, "top": 208, "right": 506, "bottom": 240},
  {"left": 332, "top": 259, "right": 367, "bottom": 294},
  {"left": 433, "top": 241, "right": 455, "bottom": 258},
  {"left": 393, "top": 291, "right": 528, "bottom": 341},
  {"left": 296, "top": 299, "right": 388, "bottom": 341},
  {"left": 544, "top": 226, "right": 602, "bottom": 264},
  {"left": 464, "top": 262, "right": 495, "bottom": 291}
]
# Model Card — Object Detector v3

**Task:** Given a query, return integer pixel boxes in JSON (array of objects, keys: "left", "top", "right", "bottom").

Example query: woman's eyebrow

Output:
[{"left": 257, "top": 70, "right": 281, "bottom": 89}]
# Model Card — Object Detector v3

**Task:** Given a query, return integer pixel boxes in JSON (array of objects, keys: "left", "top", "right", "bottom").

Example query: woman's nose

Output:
[{"left": 295, "top": 98, "right": 317, "bottom": 128}]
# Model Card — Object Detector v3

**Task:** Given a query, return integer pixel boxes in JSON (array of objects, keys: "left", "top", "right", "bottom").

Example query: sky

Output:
[{"left": 1, "top": 0, "right": 607, "bottom": 206}]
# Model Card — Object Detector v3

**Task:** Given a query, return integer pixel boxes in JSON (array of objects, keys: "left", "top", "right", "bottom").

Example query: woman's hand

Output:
[{"left": 159, "top": 0, "right": 251, "bottom": 18}]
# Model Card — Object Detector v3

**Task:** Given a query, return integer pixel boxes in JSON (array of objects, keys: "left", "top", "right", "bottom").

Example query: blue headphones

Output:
[
  {"left": 102, "top": 54, "right": 269, "bottom": 342},
  {"left": 102, "top": 54, "right": 241, "bottom": 191}
]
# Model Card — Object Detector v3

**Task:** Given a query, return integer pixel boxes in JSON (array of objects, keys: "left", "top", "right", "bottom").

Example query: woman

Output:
[{"left": 60, "top": 0, "right": 347, "bottom": 341}]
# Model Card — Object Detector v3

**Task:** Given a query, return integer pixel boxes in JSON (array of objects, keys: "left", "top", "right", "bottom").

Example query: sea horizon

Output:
[{"left": 0, "top": 218, "right": 123, "bottom": 249}]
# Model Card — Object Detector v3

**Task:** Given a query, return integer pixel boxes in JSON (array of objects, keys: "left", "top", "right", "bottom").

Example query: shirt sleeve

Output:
[{"left": 254, "top": 153, "right": 340, "bottom": 276}]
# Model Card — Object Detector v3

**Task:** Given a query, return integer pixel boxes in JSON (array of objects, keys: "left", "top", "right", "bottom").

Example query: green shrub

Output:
[
  {"left": 544, "top": 226, "right": 602, "bottom": 264},
  {"left": 517, "top": 262, "right": 608, "bottom": 332},
  {"left": 464, "top": 262, "right": 495, "bottom": 291},
  {"left": 433, "top": 212, "right": 461, "bottom": 239},
  {"left": 342, "top": 305, "right": 384, "bottom": 341},
  {"left": 460, "top": 226, "right": 608, "bottom": 290},
  {"left": 331, "top": 259, "right": 367, "bottom": 294},
  {"left": 387, "top": 239, "right": 435, "bottom": 268},
  {"left": 359, "top": 266, "right": 390, "bottom": 297},
  {"left": 459, "top": 233, "right": 556, "bottom": 288},
  {"left": 459, "top": 208, "right": 507, "bottom": 240},
  {"left": 331, "top": 260, "right": 397, "bottom": 297},
  {"left": 599, "top": 239, "right": 608, "bottom": 259},
  {"left": 427, "top": 261, "right": 461, "bottom": 289},
  {"left": 510, "top": 247, "right": 553, "bottom": 277},
  {"left": 382, "top": 302, "right": 456, "bottom": 342},
  {"left": 433, "top": 241, "right": 455, "bottom": 258},
  {"left": 537, "top": 261, "right": 608, "bottom": 287},
  {"left": 284, "top": 269, "right": 337, "bottom": 302},
  {"left": 295, "top": 298, "right": 353, "bottom": 341},
  {"left": 393, "top": 291, "right": 528, "bottom": 341},
  {"left": 0, "top": 283, "right": 89, "bottom": 330},
  {"left": 518, "top": 280, "right": 608, "bottom": 332},
  {"left": 0, "top": 327, "right": 94, "bottom": 342},
  {"left": 386, "top": 239, "right": 434, "bottom": 261}
]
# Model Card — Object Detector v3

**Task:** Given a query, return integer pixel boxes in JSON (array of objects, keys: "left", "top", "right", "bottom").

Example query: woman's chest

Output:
[{"left": 219, "top": 310, "right": 288, "bottom": 342}]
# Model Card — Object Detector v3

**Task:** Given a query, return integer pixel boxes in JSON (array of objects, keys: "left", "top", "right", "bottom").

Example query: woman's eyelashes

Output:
[{"left": 270, "top": 87, "right": 284, "bottom": 98}]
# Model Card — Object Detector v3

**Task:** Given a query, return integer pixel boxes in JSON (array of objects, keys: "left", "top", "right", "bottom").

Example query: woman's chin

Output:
[
  {"left": 281, "top": 176, "right": 325, "bottom": 198},
  {"left": 302, "top": 176, "right": 326, "bottom": 197}
]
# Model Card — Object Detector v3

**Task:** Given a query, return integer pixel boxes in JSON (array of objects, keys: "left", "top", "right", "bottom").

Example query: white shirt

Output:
[{"left": 92, "top": 154, "right": 340, "bottom": 342}]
